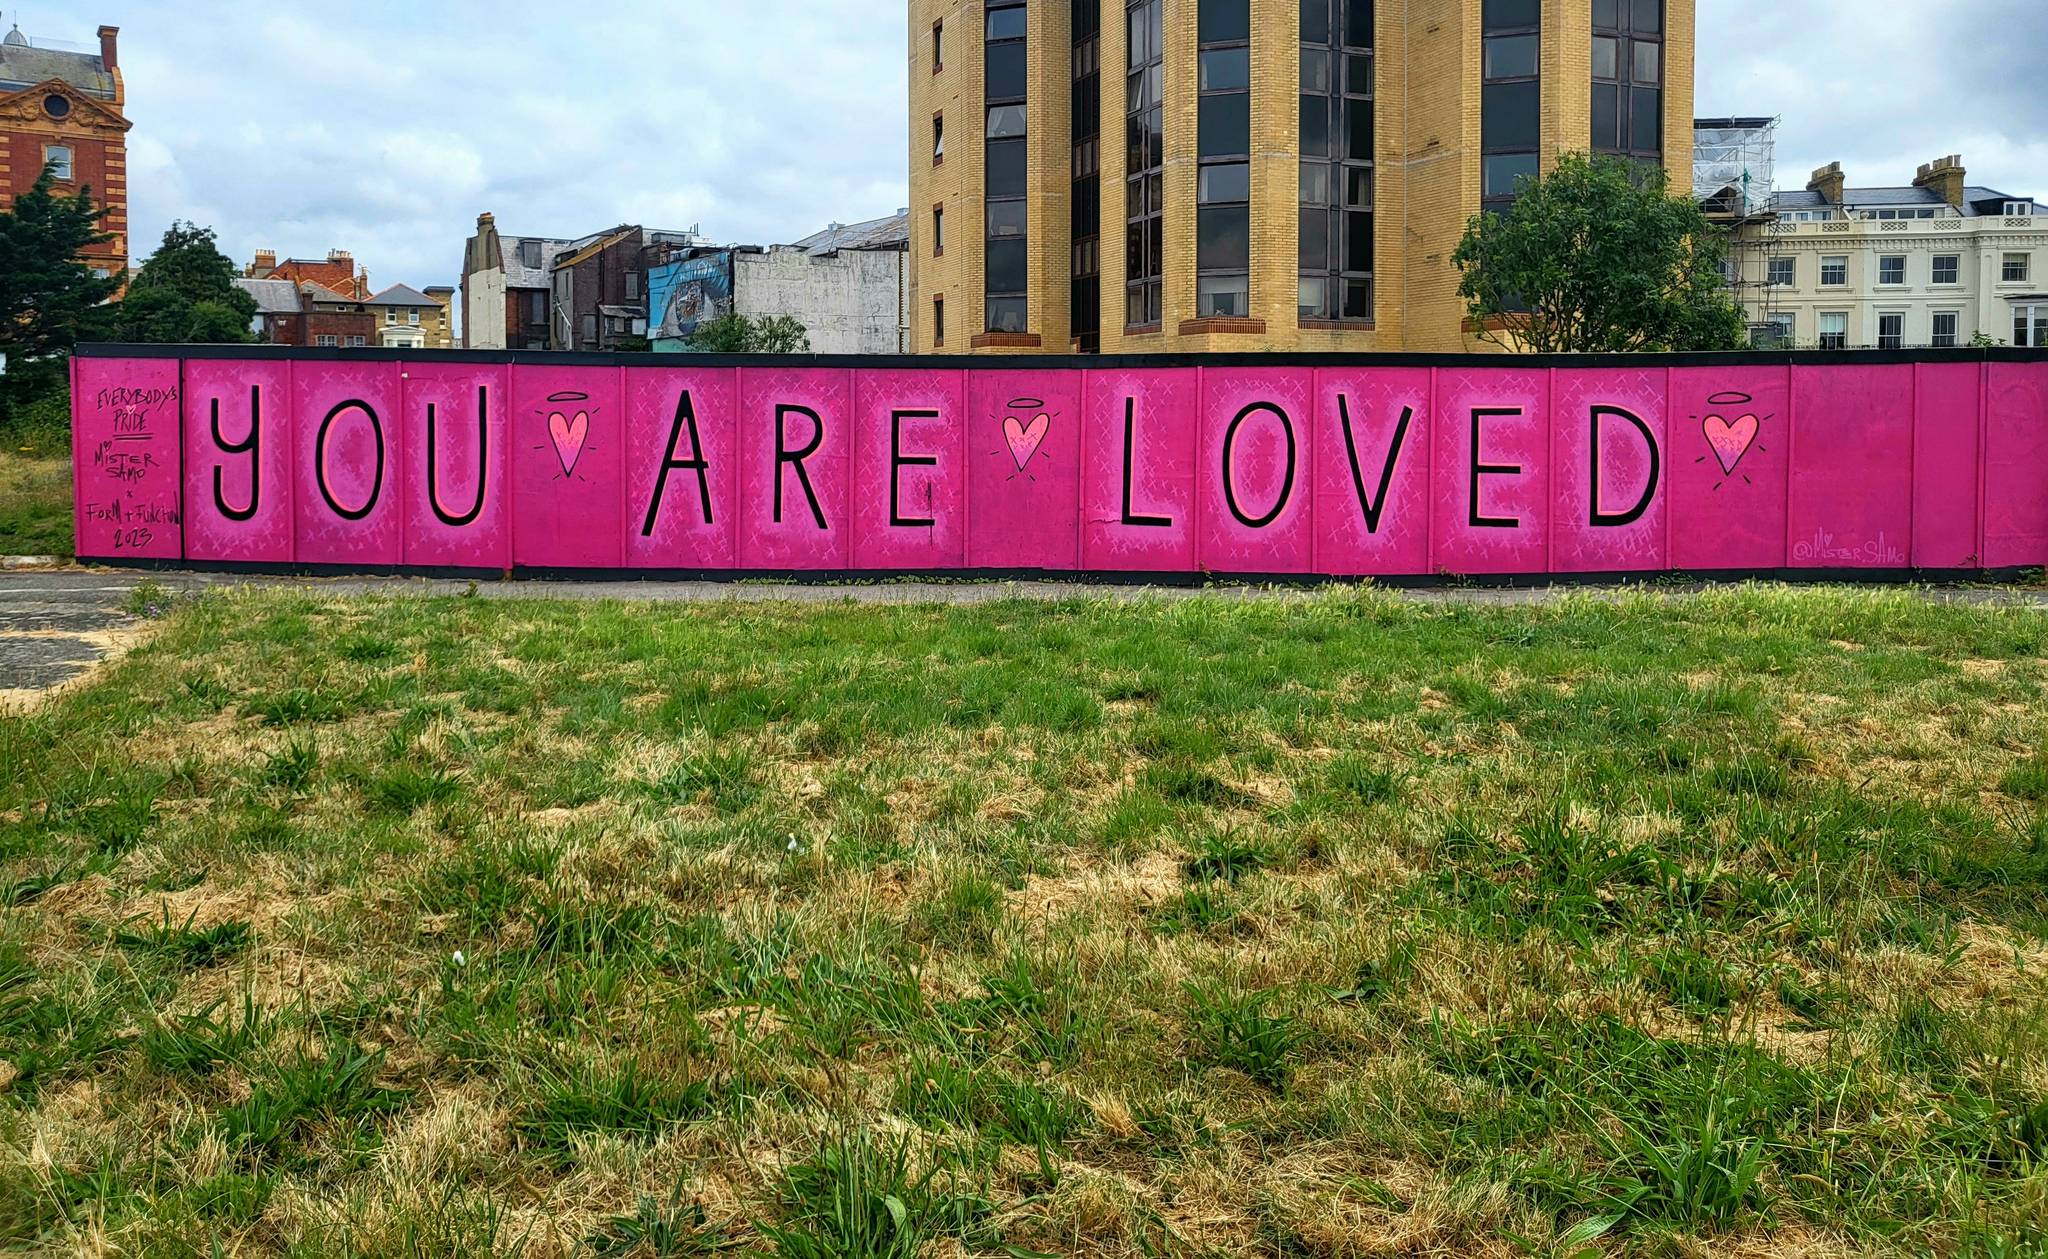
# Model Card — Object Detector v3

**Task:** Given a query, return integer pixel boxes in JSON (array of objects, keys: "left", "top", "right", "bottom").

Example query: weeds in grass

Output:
[
  {"left": 112, "top": 908, "right": 252, "bottom": 969},
  {"left": 516, "top": 1059, "right": 713, "bottom": 1157},
  {"left": 1183, "top": 827, "right": 1276, "bottom": 883},
  {"left": 140, "top": 993, "right": 275, "bottom": 1076},
  {"left": 368, "top": 762, "right": 462, "bottom": 815},
  {"left": 218, "top": 1038, "right": 410, "bottom": 1162},
  {"left": 588, "top": 1188, "right": 736, "bottom": 1256},
  {"left": 755, "top": 1131, "right": 1000, "bottom": 1259},
  {"left": 1185, "top": 981, "right": 1306, "bottom": 1089}
]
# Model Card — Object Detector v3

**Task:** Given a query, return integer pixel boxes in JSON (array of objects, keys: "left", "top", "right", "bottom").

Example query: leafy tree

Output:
[
  {"left": 684, "top": 312, "right": 812, "bottom": 354},
  {"left": 0, "top": 166, "right": 121, "bottom": 413},
  {"left": 108, "top": 221, "right": 257, "bottom": 345},
  {"left": 1453, "top": 152, "right": 1746, "bottom": 353}
]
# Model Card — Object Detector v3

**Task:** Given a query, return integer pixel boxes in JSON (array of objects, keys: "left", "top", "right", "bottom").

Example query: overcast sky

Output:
[{"left": 14, "top": 0, "right": 2044, "bottom": 291}]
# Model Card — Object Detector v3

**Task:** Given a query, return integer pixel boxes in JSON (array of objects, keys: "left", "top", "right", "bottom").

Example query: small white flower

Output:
[
  {"left": 451, "top": 950, "right": 467, "bottom": 968},
  {"left": 786, "top": 836, "right": 801, "bottom": 853}
]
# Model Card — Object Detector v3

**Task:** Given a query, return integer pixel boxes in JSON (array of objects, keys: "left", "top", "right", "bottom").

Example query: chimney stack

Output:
[
  {"left": 1914, "top": 155, "right": 1967, "bottom": 209},
  {"left": 252, "top": 249, "right": 278, "bottom": 276},
  {"left": 98, "top": 25, "right": 118, "bottom": 71},
  {"left": 1806, "top": 162, "right": 1845, "bottom": 205}
]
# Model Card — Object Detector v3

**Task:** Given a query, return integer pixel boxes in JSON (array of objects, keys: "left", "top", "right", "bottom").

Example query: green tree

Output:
[
  {"left": 0, "top": 166, "right": 122, "bottom": 413},
  {"left": 683, "top": 312, "right": 812, "bottom": 354},
  {"left": 1453, "top": 153, "right": 1747, "bottom": 354},
  {"left": 108, "top": 221, "right": 258, "bottom": 345}
]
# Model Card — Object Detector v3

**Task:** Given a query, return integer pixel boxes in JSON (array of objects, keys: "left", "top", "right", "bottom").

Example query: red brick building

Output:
[
  {"left": 246, "top": 248, "right": 372, "bottom": 302},
  {"left": 0, "top": 21, "right": 128, "bottom": 274}
]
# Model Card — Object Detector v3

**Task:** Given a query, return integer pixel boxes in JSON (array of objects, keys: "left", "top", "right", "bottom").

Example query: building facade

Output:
[
  {"left": 0, "top": 20, "right": 127, "bottom": 275},
  {"left": 648, "top": 213, "right": 912, "bottom": 353},
  {"left": 460, "top": 214, "right": 703, "bottom": 350},
  {"left": 907, "top": 0, "right": 1696, "bottom": 354},
  {"left": 1727, "top": 157, "right": 2045, "bottom": 350},
  {"left": 365, "top": 284, "right": 447, "bottom": 349},
  {"left": 246, "top": 249, "right": 372, "bottom": 301},
  {"left": 232, "top": 277, "right": 377, "bottom": 347}
]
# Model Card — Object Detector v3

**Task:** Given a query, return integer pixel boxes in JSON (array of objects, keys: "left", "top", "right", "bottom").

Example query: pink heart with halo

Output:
[
  {"left": 1702, "top": 413, "right": 1759, "bottom": 476},
  {"left": 548, "top": 410, "right": 589, "bottom": 476},
  {"left": 1002, "top": 413, "right": 1051, "bottom": 470}
]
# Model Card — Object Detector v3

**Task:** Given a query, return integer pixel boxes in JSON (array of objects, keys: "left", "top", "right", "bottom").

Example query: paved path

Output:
[
  {"left": 0, "top": 574, "right": 146, "bottom": 712},
  {"left": 2, "top": 566, "right": 2043, "bottom": 707}
]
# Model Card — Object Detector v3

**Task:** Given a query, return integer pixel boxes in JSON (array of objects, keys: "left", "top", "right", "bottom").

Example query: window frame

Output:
[
  {"left": 1481, "top": 0, "right": 1540, "bottom": 221},
  {"left": 2002, "top": 252, "right": 2031, "bottom": 284},
  {"left": 1071, "top": 0, "right": 1103, "bottom": 350},
  {"left": 1195, "top": 0, "right": 1252, "bottom": 319},
  {"left": 1877, "top": 311, "right": 1905, "bottom": 351},
  {"left": 1819, "top": 255, "right": 1848, "bottom": 287},
  {"left": 2017, "top": 304, "right": 2048, "bottom": 349},
  {"left": 42, "top": 144, "right": 74, "bottom": 182},
  {"left": 984, "top": 0, "right": 1031, "bottom": 334},
  {"left": 1932, "top": 253, "right": 1960, "bottom": 286},
  {"left": 1818, "top": 311, "right": 1848, "bottom": 351},
  {"left": 1766, "top": 256, "right": 1794, "bottom": 287},
  {"left": 1591, "top": 0, "right": 1663, "bottom": 161},
  {"left": 1299, "top": 0, "right": 1375, "bottom": 322},
  {"left": 1930, "top": 310, "right": 1959, "bottom": 349},
  {"left": 1877, "top": 254, "right": 1906, "bottom": 287},
  {"left": 1124, "top": 0, "right": 1165, "bottom": 330}
]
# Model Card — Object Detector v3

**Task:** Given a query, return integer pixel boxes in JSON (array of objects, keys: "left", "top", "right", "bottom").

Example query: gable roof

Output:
[
  {"left": 232, "top": 278, "right": 302, "bottom": 316},
  {"left": 367, "top": 284, "right": 436, "bottom": 307},
  {"left": 501, "top": 235, "right": 575, "bottom": 288},
  {"left": 0, "top": 40, "right": 115, "bottom": 99}
]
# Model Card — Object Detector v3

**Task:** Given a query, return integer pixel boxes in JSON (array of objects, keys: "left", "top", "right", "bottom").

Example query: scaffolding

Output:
[{"left": 1695, "top": 117, "right": 1787, "bottom": 345}]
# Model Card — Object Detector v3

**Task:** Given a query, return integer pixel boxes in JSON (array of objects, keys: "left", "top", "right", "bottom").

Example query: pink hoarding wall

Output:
[{"left": 71, "top": 352, "right": 2048, "bottom": 579}]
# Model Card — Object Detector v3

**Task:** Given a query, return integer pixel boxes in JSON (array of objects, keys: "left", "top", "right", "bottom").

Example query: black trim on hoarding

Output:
[
  {"left": 72, "top": 344, "right": 2048, "bottom": 370},
  {"left": 73, "top": 556, "right": 2043, "bottom": 590}
]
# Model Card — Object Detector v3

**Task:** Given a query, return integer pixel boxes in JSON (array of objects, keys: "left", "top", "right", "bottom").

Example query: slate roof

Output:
[
  {"left": 0, "top": 35, "right": 115, "bottom": 98},
  {"left": 791, "top": 211, "right": 911, "bottom": 256},
  {"left": 367, "top": 284, "right": 437, "bottom": 307},
  {"left": 232, "top": 278, "right": 301, "bottom": 316},
  {"left": 1772, "top": 183, "right": 2034, "bottom": 219},
  {"left": 297, "top": 282, "right": 359, "bottom": 307},
  {"left": 501, "top": 236, "right": 575, "bottom": 288}
]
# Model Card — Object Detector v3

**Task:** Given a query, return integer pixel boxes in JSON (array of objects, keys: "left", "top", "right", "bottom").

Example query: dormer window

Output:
[
  {"left": 2005, "top": 200, "right": 2036, "bottom": 216},
  {"left": 42, "top": 93, "right": 70, "bottom": 120}
]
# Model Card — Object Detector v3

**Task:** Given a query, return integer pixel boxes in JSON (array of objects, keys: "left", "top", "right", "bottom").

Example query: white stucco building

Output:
[{"left": 1723, "top": 154, "right": 2043, "bottom": 350}]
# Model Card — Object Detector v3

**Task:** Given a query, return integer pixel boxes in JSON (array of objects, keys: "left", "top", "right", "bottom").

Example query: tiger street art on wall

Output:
[{"left": 71, "top": 345, "right": 2048, "bottom": 580}]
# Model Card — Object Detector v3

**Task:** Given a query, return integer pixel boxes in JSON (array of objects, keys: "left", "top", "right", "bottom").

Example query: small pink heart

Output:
[
  {"left": 548, "top": 410, "right": 589, "bottom": 476},
  {"left": 1703, "top": 412, "right": 1759, "bottom": 476},
  {"left": 1002, "top": 412, "right": 1051, "bottom": 470}
]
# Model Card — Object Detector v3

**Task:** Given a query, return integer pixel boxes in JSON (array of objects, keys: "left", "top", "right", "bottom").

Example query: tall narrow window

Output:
[
  {"left": 1125, "top": 0, "right": 1164, "bottom": 328},
  {"left": 1592, "top": 0, "right": 1662, "bottom": 164},
  {"left": 932, "top": 204, "right": 945, "bottom": 256},
  {"left": 934, "top": 296, "right": 946, "bottom": 346},
  {"left": 933, "top": 19, "right": 945, "bottom": 71},
  {"left": 933, "top": 113, "right": 945, "bottom": 164},
  {"left": 1481, "top": 0, "right": 1539, "bottom": 219},
  {"left": 43, "top": 145, "right": 74, "bottom": 181},
  {"left": 985, "top": 1, "right": 1030, "bottom": 333},
  {"left": 1195, "top": 0, "right": 1250, "bottom": 319},
  {"left": 1300, "top": 0, "right": 1374, "bottom": 321},
  {"left": 1072, "top": 0, "right": 1102, "bottom": 351}
]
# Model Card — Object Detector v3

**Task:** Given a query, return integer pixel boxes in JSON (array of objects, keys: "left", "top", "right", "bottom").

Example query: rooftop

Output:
[
  {"left": 790, "top": 211, "right": 911, "bottom": 256},
  {"left": 231, "top": 278, "right": 302, "bottom": 316},
  {"left": 0, "top": 27, "right": 114, "bottom": 99},
  {"left": 367, "top": 284, "right": 437, "bottom": 307}
]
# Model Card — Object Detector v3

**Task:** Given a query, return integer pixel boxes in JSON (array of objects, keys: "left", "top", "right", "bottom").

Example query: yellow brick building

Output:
[{"left": 907, "top": 0, "right": 1695, "bottom": 353}]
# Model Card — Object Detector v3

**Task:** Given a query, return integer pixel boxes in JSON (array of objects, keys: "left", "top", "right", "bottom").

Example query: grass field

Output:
[
  {"left": 3, "top": 586, "right": 2047, "bottom": 1256},
  {"left": 0, "top": 427, "right": 75, "bottom": 557}
]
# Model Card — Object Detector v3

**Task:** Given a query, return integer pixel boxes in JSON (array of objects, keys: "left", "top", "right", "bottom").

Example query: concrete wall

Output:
[
  {"left": 465, "top": 269, "right": 508, "bottom": 350},
  {"left": 736, "top": 248, "right": 908, "bottom": 354}
]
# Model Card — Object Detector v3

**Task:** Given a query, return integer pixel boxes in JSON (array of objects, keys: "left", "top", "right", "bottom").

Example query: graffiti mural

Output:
[
  {"left": 71, "top": 348, "right": 2048, "bottom": 578},
  {"left": 648, "top": 253, "right": 734, "bottom": 349}
]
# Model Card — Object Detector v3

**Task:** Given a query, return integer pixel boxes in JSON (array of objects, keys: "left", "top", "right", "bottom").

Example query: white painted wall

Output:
[
  {"left": 466, "top": 269, "right": 508, "bottom": 350},
  {"left": 735, "top": 248, "right": 908, "bottom": 354}
]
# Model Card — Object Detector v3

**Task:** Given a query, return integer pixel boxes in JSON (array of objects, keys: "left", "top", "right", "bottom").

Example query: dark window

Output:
[
  {"left": 1481, "top": 0, "right": 1539, "bottom": 220},
  {"left": 1195, "top": 0, "right": 1250, "bottom": 319},
  {"left": 1593, "top": 0, "right": 1661, "bottom": 161},
  {"left": 1073, "top": 0, "right": 1102, "bottom": 350},
  {"left": 1299, "top": 0, "right": 1373, "bottom": 321},
  {"left": 985, "top": 2, "right": 1030, "bottom": 332},
  {"left": 933, "top": 19, "right": 944, "bottom": 70},
  {"left": 1125, "top": 0, "right": 1164, "bottom": 327},
  {"left": 934, "top": 296, "right": 945, "bottom": 346}
]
